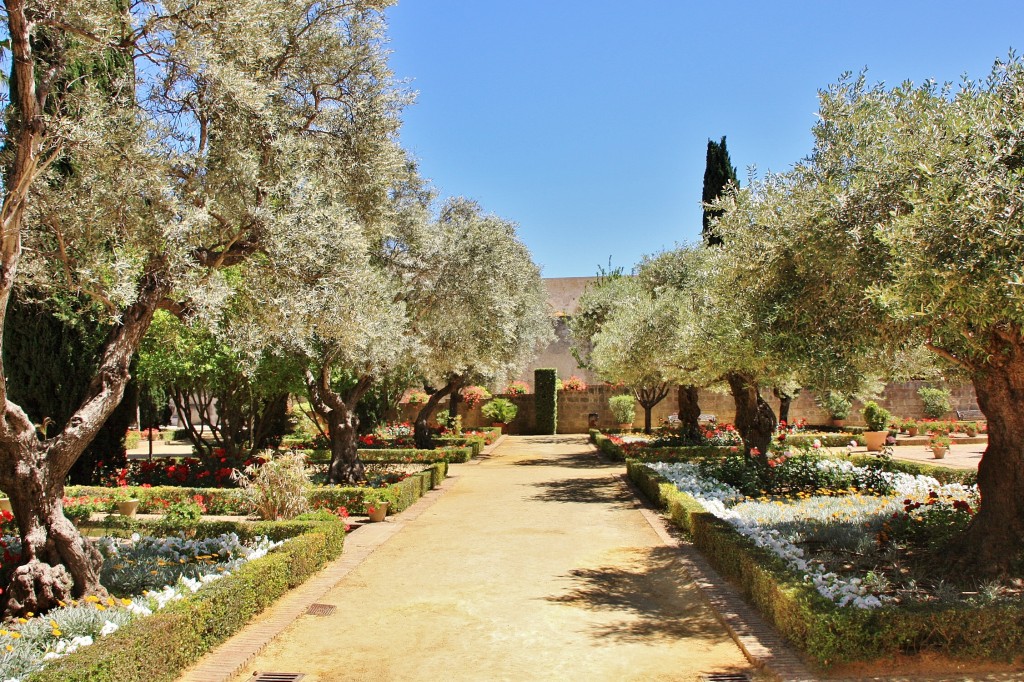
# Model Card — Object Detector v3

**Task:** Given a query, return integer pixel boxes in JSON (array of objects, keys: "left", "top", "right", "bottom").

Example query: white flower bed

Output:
[
  {"left": 0, "top": 533, "right": 283, "bottom": 682},
  {"left": 649, "top": 461, "right": 976, "bottom": 609}
]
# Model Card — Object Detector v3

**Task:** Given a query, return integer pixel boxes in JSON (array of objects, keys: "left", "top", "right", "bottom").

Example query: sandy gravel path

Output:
[{"left": 225, "top": 435, "right": 755, "bottom": 682}]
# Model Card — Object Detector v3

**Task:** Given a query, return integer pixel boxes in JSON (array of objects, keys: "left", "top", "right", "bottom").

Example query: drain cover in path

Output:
[
  {"left": 701, "top": 674, "right": 751, "bottom": 682},
  {"left": 305, "top": 603, "right": 337, "bottom": 617},
  {"left": 251, "top": 674, "right": 305, "bottom": 682}
]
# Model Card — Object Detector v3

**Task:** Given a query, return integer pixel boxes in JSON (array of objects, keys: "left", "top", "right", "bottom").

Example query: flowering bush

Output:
[
  {"left": 402, "top": 390, "right": 429, "bottom": 405},
  {"left": 561, "top": 375, "right": 587, "bottom": 392},
  {"left": 504, "top": 381, "right": 530, "bottom": 396},
  {"left": 103, "top": 451, "right": 265, "bottom": 488},
  {"left": 461, "top": 386, "right": 492, "bottom": 409}
]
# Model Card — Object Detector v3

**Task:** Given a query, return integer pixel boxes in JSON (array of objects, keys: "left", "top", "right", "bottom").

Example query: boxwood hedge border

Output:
[
  {"left": 29, "top": 519, "right": 347, "bottom": 682},
  {"left": 627, "top": 460, "right": 1023, "bottom": 668},
  {"left": 68, "top": 461, "right": 448, "bottom": 516}
]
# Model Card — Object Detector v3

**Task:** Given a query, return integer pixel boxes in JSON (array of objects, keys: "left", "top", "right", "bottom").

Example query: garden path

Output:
[{"left": 222, "top": 435, "right": 758, "bottom": 682}]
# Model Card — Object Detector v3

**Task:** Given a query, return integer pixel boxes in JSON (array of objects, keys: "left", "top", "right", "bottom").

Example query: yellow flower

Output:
[
  {"left": 95, "top": 605, "right": 106, "bottom": 611},
  {"left": 11, "top": 633, "right": 21, "bottom": 639},
  {"left": 49, "top": 620, "right": 58, "bottom": 628},
  {"left": 57, "top": 601, "right": 67, "bottom": 608},
  {"left": 52, "top": 629, "right": 62, "bottom": 637},
  {"left": 85, "top": 595, "right": 100, "bottom": 603},
  {"left": 16, "top": 618, "right": 26, "bottom": 625},
  {"left": 5, "top": 645, "right": 11, "bottom": 652},
  {"left": 121, "top": 598, "right": 131, "bottom": 606}
]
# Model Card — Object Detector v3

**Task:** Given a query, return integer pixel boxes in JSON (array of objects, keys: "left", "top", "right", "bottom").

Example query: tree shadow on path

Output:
[
  {"left": 529, "top": 476, "right": 637, "bottom": 507},
  {"left": 511, "top": 451, "right": 618, "bottom": 470},
  {"left": 547, "top": 546, "right": 730, "bottom": 644}
]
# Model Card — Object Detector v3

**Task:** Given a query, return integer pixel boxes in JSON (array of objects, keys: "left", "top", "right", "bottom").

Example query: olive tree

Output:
[
  {"left": 409, "top": 198, "right": 552, "bottom": 447},
  {"left": 588, "top": 279, "right": 675, "bottom": 433},
  {"left": 712, "top": 57, "right": 1024, "bottom": 575},
  {"left": 0, "top": 0, "right": 404, "bottom": 614}
]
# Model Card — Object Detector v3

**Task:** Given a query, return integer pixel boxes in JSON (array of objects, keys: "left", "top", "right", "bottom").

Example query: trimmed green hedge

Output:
[
  {"left": 784, "top": 433, "right": 865, "bottom": 448},
  {"left": 434, "top": 435, "right": 485, "bottom": 457},
  {"left": 68, "top": 461, "right": 448, "bottom": 516},
  {"left": 848, "top": 454, "right": 977, "bottom": 486},
  {"left": 627, "top": 461, "right": 1022, "bottom": 667},
  {"left": 30, "top": 520, "right": 346, "bottom": 682},
  {"left": 300, "top": 446, "right": 473, "bottom": 464},
  {"left": 590, "top": 432, "right": 732, "bottom": 463},
  {"left": 535, "top": 368, "right": 557, "bottom": 435}
]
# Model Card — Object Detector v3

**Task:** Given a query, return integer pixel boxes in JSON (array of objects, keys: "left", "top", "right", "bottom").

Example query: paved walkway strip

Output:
[{"left": 177, "top": 435, "right": 763, "bottom": 682}]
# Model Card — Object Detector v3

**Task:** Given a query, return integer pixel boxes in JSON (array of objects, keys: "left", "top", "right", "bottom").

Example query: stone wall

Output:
[{"left": 398, "top": 380, "right": 979, "bottom": 434}]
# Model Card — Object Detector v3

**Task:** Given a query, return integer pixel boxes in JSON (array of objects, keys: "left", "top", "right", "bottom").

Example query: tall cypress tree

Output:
[{"left": 701, "top": 136, "right": 739, "bottom": 246}]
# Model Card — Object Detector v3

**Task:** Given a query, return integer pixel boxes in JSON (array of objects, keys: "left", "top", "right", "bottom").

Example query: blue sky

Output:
[{"left": 386, "top": 1, "right": 1024, "bottom": 277}]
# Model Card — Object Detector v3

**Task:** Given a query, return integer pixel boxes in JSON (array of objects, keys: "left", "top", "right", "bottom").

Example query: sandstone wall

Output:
[{"left": 398, "top": 380, "right": 978, "bottom": 434}]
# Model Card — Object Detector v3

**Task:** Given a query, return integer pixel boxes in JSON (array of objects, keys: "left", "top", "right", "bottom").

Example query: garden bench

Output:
[
  {"left": 698, "top": 413, "right": 717, "bottom": 424},
  {"left": 955, "top": 409, "right": 985, "bottom": 421}
]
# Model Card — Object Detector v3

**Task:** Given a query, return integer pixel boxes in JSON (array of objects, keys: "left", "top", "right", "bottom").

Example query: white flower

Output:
[{"left": 99, "top": 620, "right": 119, "bottom": 637}]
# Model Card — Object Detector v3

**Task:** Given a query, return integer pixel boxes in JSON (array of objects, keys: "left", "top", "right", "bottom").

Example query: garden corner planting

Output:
[{"left": 625, "top": 441, "right": 1022, "bottom": 667}]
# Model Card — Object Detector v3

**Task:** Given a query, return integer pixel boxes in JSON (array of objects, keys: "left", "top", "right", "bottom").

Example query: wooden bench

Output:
[
  {"left": 955, "top": 409, "right": 985, "bottom": 421},
  {"left": 698, "top": 413, "right": 717, "bottom": 424}
]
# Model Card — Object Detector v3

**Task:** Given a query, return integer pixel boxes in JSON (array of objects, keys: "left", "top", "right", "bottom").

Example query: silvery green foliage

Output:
[
  {"left": 588, "top": 277, "right": 676, "bottom": 389},
  {"left": 17, "top": 0, "right": 408, "bottom": 326},
  {"left": 410, "top": 198, "right": 553, "bottom": 388}
]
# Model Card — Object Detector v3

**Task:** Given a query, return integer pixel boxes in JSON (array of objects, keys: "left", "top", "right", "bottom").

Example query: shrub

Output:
[
  {"left": 861, "top": 401, "right": 892, "bottom": 432},
  {"left": 481, "top": 398, "right": 518, "bottom": 424},
  {"left": 504, "top": 381, "right": 529, "bottom": 396},
  {"left": 609, "top": 395, "right": 636, "bottom": 425},
  {"left": 917, "top": 386, "right": 952, "bottom": 419},
  {"left": 157, "top": 497, "right": 206, "bottom": 534},
  {"left": 535, "top": 368, "right": 557, "bottom": 434},
  {"left": 820, "top": 392, "right": 852, "bottom": 420},
  {"left": 461, "top": 386, "right": 492, "bottom": 409},
  {"left": 233, "top": 452, "right": 311, "bottom": 520},
  {"left": 561, "top": 375, "right": 587, "bottom": 391}
]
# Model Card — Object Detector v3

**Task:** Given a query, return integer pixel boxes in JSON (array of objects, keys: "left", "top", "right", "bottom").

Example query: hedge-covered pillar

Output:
[{"left": 535, "top": 368, "right": 557, "bottom": 435}]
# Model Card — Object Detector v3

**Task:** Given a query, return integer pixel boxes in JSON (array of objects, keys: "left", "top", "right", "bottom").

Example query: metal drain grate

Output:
[
  {"left": 701, "top": 674, "right": 751, "bottom": 682},
  {"left": 251, "top": 674, "right": 305, "bottom": 682},
  {"left": 305, "top": 603, "right": 337, "bottom": 617}
]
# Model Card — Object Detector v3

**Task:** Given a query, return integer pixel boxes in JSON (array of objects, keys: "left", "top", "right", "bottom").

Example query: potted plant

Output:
[
  {"left": 112, "top": 486, "right": 140, "bottom": 517},
  {"left": 366, "top": 501, "right": 389, "bottom": 523},
  {"left": 929, "top": 433, "right": 951, "bottom": 459},
  {"left": 821, "top": 392, "right": 852, "bottom": 428},
  {"left": 481, "top": 398, "right": 518, "bottom": 433},
  {"left": 861, "top": 401, "right": 892, "bottom": 452},
  {"left": 609, "top": 395, "right": 637, "bottom": 430},
  {"left": 963, "top": 421, "right": 979, "bottom": 437},
  {"left": 903, "top": 418, "right": 920, "bottom": 437}
]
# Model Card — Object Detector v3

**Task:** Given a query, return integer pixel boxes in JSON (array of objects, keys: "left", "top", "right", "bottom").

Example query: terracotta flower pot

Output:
[
  {"left": 618, "top": 423, "right": 633, "bottom": 431},
  {"left": 931, "top": 446, "right": 947, "bottom": 459},
  {"left": 492, "top": 422, "right": 508, "bottom": 434},
  {"left": 831, "top": 419, "right": 846, "bottom": 428},
  {"left": 863, "top": 431, "right": 888, "bottom": 452},
  {"left": 116, "top": 500, "right": 140, "bottom": 517},
  {"left": 366, "top": 502, "right": 389, "bottom": 523},
  {"left": 0, "top": 498, "right": 11, "bottom": 514},
  {"left": 907, "top": 426, "right": 919, "bottom": 437}
]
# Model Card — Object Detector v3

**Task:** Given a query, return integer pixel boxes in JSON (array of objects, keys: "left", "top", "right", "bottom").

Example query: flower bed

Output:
[
  {"left": 68, "top": 461, "right": 448, "bottom": 517},
  {"left": 16, "top": 519, "right": 346, "bottom": 682},
  {"left": 629, "top": 458, "right": 1024, "bottom": 667}
]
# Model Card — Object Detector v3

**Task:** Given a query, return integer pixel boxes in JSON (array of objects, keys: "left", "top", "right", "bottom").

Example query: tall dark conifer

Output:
[{"left": 701, "top": 136, "right": 739, "bottom": 246}]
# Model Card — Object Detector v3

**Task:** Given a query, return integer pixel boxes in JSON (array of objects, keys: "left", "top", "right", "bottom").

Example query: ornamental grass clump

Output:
[{"left": 233, "top": 452, "right": 311, "bottom": 520}]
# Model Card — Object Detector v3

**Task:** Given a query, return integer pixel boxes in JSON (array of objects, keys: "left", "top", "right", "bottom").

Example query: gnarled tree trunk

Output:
[
  {"left": 0, "top": 275, "right": 166, "bottom": 616},
  {"left": 953, "top": 337, "right": 1024, "bottom": 576},
  {"left": 413, "top": 378, "right": 456, "bottom": 449},
  {"left": 305, "top": 366, "right": 372, "bottom": 485},
  {"left": 677, "top": 384, "right": 701, "bottom": 440},
  {"left": 726, "top": 372, "right": 776, "bottom": 464}
]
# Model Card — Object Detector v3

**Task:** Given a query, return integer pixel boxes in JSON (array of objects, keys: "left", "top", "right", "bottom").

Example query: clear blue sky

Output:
[{"left": 386, "top": 1, "right": 1024, "bottom": 278}]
